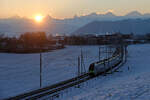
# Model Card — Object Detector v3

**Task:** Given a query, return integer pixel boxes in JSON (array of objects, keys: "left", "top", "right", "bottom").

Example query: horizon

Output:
[
  {"left": 0, "top": 0, "right": 150, "bottom": 19},
  {"left": 0, "top": 10, "right": 150, "bottom": 20}
]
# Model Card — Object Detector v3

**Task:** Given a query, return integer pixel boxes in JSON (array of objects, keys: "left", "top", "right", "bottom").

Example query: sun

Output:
[{"left": 34, "top": 15, "right": 43, "bottom": 22}]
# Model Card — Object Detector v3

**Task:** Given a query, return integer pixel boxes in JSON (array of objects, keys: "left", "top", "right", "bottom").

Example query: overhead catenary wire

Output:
[{"left": 5, "top": 44, "right": 126, "bottom": 100}]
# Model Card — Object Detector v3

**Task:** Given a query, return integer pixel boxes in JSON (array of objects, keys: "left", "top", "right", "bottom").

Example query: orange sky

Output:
[{"left": 0, "top": 0, "right": 150, "bottom": 19}]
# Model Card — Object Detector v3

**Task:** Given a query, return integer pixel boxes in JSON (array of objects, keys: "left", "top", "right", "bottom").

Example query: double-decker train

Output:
[{"left": 88, "top": 47, "right": 123, "bottom": 76}]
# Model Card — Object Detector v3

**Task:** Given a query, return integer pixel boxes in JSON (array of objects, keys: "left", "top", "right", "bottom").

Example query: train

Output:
[{"left": 88, "top": 47, "right": 123, "bottom": 76}]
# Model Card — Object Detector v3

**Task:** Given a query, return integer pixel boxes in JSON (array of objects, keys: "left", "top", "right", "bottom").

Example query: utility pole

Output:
[
  {"left": 107, "top": 46, "right": 109, "bottom": 68},
  {"left": 78, "top": 56, "right": 80, "bottom": 76},
  {"left": 77, "top": 56, "right": 80, "bottom": 88},
  {"left": 80, "top": 49, "right": 86, "bottom": 74},
  {"left": 99, "top": 46, "right": 101, "bottom": 61},
  {"left": 40, "top": 53, "right": 42, "bottom": 88},
  {"left": 104, "top": 46, "right": 107, "bottom": 75},
  {"left": 109, "top": 46, "right": 113, "bottom": 73},
  {"left": 125, "top": 45, "right": 127, "bottom": 63},
  {"left": 121, "top": 45, "right": 124, "bottom": 62},
  {"left": 80, "top": 49, "right": 83, "bottom": 75}
]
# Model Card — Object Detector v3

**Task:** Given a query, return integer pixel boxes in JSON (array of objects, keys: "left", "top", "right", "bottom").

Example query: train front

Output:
[{"left": 88, "top": 63, "right": 95, "bottom": 76}]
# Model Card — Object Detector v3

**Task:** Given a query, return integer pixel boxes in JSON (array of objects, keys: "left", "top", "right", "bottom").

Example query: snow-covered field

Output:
[
  {"left": 56, "top": 44, "right": 150, "bottom": 100},
  {"left": 2, "top": 44, "right": 149, "bottom": 100},
  {"left": 0, "top": 45, "right": 109, "bottom": 99}
]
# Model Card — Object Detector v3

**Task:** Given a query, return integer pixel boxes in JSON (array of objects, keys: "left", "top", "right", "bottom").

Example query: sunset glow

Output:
[
  {"left": 35, "top": 15, "right": 43, "bottom": 22},
  {"left": 1, "top": 0, "right": 150, "bottom": 19}
]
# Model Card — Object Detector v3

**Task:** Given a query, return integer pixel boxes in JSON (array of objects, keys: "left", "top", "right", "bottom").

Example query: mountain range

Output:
[
  {"left": 0, "top": 11, "right": 150, "bottom": 36},
  {"left": 73, "top": 19, "right": 150, "bottom": 35}
]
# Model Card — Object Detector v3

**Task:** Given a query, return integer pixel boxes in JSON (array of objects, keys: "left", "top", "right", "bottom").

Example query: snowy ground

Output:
[
  {"left": 0, "top": 45, "right": 110, "bottom": 99},
  {"left": 56, "top": 44, "right": 150, "bottom": 100}
]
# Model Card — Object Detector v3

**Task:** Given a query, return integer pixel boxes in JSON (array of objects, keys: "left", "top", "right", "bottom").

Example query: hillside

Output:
[{"left": 73, "top": 19, "right": 150, "bottom": 35}]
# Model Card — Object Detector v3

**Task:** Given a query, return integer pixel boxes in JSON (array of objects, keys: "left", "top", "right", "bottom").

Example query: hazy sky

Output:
[{"left": 0, "top": 0, "right": 150, "bottom": 19}]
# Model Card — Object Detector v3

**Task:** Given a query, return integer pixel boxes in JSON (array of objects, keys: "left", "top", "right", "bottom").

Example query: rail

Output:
[{"left": 5, "top": 45, "right": 126, "bottom": 100}]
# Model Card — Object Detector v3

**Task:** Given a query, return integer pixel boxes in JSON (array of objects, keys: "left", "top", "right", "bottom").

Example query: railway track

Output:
[
  {"left": 29, "top": 75, "right": 91, "bottom": 100},
  {"left": 5, "top": 73, "right": 89, "bottom": 100},
  {"left": 6, "top": 46, "right": 126, "bottom": 100},
  {"left": 6, "top": 60, "right": 122, "bottom": 100}
]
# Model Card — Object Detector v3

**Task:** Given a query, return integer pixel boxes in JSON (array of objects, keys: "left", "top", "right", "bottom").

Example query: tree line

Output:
[{"left": 0, "top": 32, "right": 63, "bottom": 53}]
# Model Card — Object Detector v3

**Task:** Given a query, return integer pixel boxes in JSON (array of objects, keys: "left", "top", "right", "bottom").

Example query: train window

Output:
[{"left": 89, "top": 63, "right": 94, "bottom": 70}]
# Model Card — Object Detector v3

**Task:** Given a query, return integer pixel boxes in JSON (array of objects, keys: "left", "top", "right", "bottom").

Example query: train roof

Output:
[{"left": 93, "top": 54, "right": 120, "bottom": 65}]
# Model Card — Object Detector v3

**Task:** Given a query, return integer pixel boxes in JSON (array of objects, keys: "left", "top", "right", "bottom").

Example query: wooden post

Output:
[
  {"left": 80, "top": 49, "right": 86, "bottom": 74},
  {"left": 81, "top": 49, "right": 83, "bottom": 74},
  {"left": 121, "top": 45, "right": 124, "bottom": 62},
  {"left": 109, "top": 46, "right": 112, "bottom": 73},
  {"left": 125, "top": 45, "right": 127, "bottom": 63},
  {"left": 78, "top": 56, "right": 80, "bottom": 76},
  {"left": 104, "top": 46, "right": 107, "bottom": 75},
  {"left": 99, "top": 46, "right": 101, "bottom": 61},
  {"left": 81, "top": 49, "right": 86, "bottom": 74},
  {"left": 40, "top": 53, "right": 42, "bottom": 88},
  {"left": 107, "top": 46, "right": 109, "bottom": 71}
]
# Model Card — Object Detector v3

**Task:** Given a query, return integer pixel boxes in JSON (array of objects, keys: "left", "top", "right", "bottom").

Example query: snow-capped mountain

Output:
[{"left": 0, "top": 11, "right": 150, "bottom": 35}]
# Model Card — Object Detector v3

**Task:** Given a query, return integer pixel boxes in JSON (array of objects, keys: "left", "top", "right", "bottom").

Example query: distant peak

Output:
[
  {"left": 105, "top": 12, "right": 115, "bottom": 16},
  {"left": 44, "top": 15, "right": 53, "bottom": 20},
  {"left": 126, "top": 11, "right": 142, "bottom": 16},
  {"left": 10, "top": 15, "right": 21, "bottom": 19},
  {"left": 88, "top": 12, "right": 98, "bottom": 16},
  {"left": 73, "top": 14, "right": 79, "bottom": 18}
]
